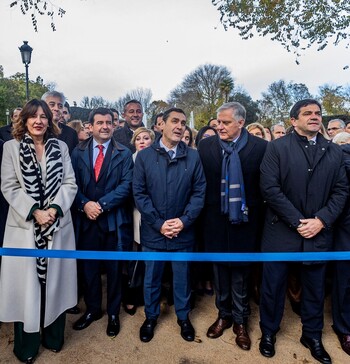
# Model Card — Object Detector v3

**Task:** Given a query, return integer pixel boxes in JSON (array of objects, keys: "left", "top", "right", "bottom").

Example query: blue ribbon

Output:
[{"left": 1, "top": 248, "right": 350, "bottom": 262}]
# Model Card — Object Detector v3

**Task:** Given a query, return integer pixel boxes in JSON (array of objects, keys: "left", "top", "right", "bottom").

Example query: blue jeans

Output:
[{"left": 142, "top": 246, "right": 192, "bottom": 321}]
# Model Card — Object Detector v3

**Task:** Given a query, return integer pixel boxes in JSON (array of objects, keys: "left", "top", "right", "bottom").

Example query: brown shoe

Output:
[
  {"left": 207, "top": 317, "right": 232, "bottom": 339},
  {"left": 338, "top": 334, "right": 350, "bottom": 356},
  {"left": 233, "top": 323, "right": 251, "bottom": 350}
]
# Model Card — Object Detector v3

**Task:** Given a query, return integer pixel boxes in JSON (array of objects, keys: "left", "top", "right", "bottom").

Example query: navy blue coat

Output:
[
  {"left": 133, "top": 140, "right": 206, "bottom": 250},
  {"left": 260, "top": 131, "right": 348, "bottom": 253},
  {"left": 71, "top": 137, "right": 133, "bottom": 251}
]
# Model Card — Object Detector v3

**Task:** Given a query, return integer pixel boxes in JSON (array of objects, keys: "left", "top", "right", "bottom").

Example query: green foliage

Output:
[
  {"left": 229, "top": 91, "right": 260, "bottom": 123},
  {"left": 212, "top": 0, "right": 350, "bottom": 61},
  {"left": 0, "top": 66, "right": 50, "bottom": 126},
  {"left": 168, "top": 64, "right": 235, "bottom": 127},
  {"left": 258, "top": 80, "right": 312, "bottom": 124},
  {"left": 318, "top": 84, "right": 350, "bottom": 115}
]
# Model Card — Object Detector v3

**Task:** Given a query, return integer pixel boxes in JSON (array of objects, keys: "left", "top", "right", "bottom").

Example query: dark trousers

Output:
[
  {"left": 332, "top": 260, "right": 350, "bottom": 335},
  {"left": 79, "top": 223, "right": 122, "bottom": 316},
  {"left": 260, "top": 262, "right": 326, "bottom": 339},
  {"left": 13, "top": 313, "right": 66, "bottom": 362},
  {"left": 143, "top": 246, "right": 192, "bottom": 321},
  {"left": 212, "top": 263, "right": 251, "bottom": 324}
]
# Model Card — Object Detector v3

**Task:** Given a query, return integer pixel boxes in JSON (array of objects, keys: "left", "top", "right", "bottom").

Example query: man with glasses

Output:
[{"left": 327, "top": 119, "right": 345, "bottom": 139}]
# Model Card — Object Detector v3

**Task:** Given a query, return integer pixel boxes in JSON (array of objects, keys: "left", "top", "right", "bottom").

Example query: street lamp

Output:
[
  {"left": 6, "top": 109, "right": 9, "bottom": 125},
  {"left": 19, "top": 41, "right": 33, "bottom": 101}
]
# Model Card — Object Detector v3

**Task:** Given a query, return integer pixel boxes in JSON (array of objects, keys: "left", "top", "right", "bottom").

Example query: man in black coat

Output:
[
  {"left": 259, "top": 99, "right": 348, "bottom": 364},
  {"left": 113, "top": 100, "right": 144, "bottom": 153},
  {"left": 198, "top": 102, "right": 267, "bottom": 351},
  {"left": 0, "top": 107, "right": 22, "bottom": 141}
]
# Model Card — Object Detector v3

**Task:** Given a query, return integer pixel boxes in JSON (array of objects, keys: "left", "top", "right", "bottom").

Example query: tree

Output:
[
  {"left": 0, "top": 66, "right": 50, "bottom": 125},
  {"left": 229, "top": 90, "right": 260, "bottom": 123},
  {"left": 10, "top": 0, "right": 66, "bottom": 31},
  {"left": 168, "top": 64, "right": 235, "bottom": 128},
  {"left": 114, "top": 88, "right": 153, "bottom": 117},
  {"left": 318, "top": 84, "right": 350, "bottom": 115},
  {"left": 212, "top": 0, "right": 350, "bottom": 61},
  {"left": 258, "top": 80, "right": 312, "bottom": 124}
]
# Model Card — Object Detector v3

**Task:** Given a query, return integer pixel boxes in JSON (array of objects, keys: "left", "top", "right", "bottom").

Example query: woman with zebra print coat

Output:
[{"left": 0, "top": 99, "right": 78, "bottom": 363}]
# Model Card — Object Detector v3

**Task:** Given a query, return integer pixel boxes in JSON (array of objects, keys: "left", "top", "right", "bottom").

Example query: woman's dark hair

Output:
[
  {"left": 195, "top": 126, "right": 217, "bottom": 147},
  {"left": 183, "top": 125, "right": 193, "bottom": 147},
  {"left": 12, "top": 99, "right": 60, "bottom": 141}
]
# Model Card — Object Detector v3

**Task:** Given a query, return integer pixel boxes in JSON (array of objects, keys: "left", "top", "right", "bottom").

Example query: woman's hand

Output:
[{"left": 33, "top": 209, "right": 56, "bottom": 226}]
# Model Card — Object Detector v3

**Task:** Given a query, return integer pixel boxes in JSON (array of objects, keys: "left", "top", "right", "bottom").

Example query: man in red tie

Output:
[{"left": 71, "top": 108, "right": 133, "bottom": 337}]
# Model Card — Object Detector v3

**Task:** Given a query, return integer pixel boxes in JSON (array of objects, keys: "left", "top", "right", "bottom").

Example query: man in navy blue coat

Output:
[
  {"left": 71, "top": 108, "right": 133, "bottom": 337},
  {"left": 133, "top": 107, "right": 206, "bottom": 343},
  {"left": 259, "top": 99, "right": 348, "bottom": 364}
]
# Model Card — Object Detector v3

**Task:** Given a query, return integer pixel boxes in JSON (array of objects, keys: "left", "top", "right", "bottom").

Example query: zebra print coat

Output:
[{"left": 0, "top": 139, "right": 77, "bottom": 333}]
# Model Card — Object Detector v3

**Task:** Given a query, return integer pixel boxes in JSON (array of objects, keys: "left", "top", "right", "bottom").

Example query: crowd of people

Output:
[{"left": 0, "top": 91, "right": 349, "bottom": 364}]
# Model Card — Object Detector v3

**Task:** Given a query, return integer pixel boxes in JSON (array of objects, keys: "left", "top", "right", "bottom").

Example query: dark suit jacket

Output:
[
  {"left": 71, "top": 137, "right": 133, "bottom": 250},
  {"left": 0, "top": 139, "right": 8, "bottom": 245},
  {"left": 198, "top": 134, "right": 267, "bottom": 254},
  {"left": 260, "top": 131, "right": 348, "bottom": 253},
  {"left": 59, "top": 123, "right": 79, "bottom": 155},
  {"left": 0, "top": 124, "right": 13, "bottom": 142}
]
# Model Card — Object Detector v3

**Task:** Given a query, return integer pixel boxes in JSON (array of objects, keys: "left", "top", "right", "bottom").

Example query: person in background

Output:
[
  {"left": 153, "top": 113, "right": 164, "bottom": 134},
  {"left": 0, "top": 107, "right": 23, "bottom": 141},
  {"left": 123, "top": 127, "right": 155, "bottom": 316},
  {"left": 61, "top": 102, "right": 71, "bottom": 124},
  {"left": 41, "top": 91, "right": 79, "bottom": 155},
  {"left": 67, "top": 120, "right": 90, "bottom": 142},
  {"left": 271, "top": 123, "right": 286, "bottom": 139},
  {"left": 110, "top": 108, "right": 120, "bottom": 129},
  {"left": 264, "top": 126, "right": 274, "bottom": 141},
  {"left": 195, "top": 126, "right": 217, "bottom": 148},
  {"left": 332, "top": 132, "right": 350, "bottom": 145},
  {"left": 208, "top": 118, "right": 219, "bottom": 129},
  {"left": 182, "top": 125, "right": 194, "bottom": 147},
  {"left": 246, "top": 122, "right": 267, "bottom": 140},
  {"left": 327, "top": 119, "right": 345, "bottom": 140},
  {"left": 0, "top": 99, "right": 77, "bottom": 363}
]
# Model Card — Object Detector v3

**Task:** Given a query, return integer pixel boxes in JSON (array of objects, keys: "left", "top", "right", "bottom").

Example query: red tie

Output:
[{"left": 94, "top": 145, "right": 104, "bottom": 180}]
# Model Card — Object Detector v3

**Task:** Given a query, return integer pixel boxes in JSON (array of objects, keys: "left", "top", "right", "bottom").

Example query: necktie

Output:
[
  {"left": 168, "top": 150, "right": 174, "bottom": 159},
  {"left": 308, "top": 140, "right": 316, "bottom": 145},
  {"left": 94, "top": 145, "right": 104, "bottom": 180}
]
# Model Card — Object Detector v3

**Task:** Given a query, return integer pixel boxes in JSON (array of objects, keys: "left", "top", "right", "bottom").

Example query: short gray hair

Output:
[
  {"left": 271, "top": 122, "right": 285, "bottom": 132},
  {"left": 217, "top": 102, "right": 246, "bottom": 121},
  {"left": 328, "top": 118, "right": 345, "bottom": 128},
  {"left": 41, "top": 90, "right": 66, "bottom": 104}
]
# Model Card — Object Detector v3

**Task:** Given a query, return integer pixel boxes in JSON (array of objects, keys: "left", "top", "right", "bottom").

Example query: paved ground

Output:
[{"left": 1, "top": 290, "right": 349, "bottom": 364}]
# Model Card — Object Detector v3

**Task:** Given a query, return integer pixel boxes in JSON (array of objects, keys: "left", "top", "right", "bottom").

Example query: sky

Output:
[{"left": 0, "top": 0, "right": 349, "bottom": 107}]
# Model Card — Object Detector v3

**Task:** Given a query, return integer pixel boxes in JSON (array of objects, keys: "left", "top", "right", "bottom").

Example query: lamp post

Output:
[
  {"left": 19, "top": 41, "right": 33, "bottom": 101},
  {"left": 6, "top": 109, "right": 9, "bottom": 125}
]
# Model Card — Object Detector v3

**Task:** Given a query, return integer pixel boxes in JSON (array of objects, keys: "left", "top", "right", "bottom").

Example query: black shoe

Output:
[
  {"left": 106, "top": 315, "right": 120, "bottom": 337},
  {"left": 177, "top": 318, "right": 195, "bottom": 342},
  {"left": 290, "top": 300, "right": 301, "bottom": 316},
  {"left": 140, "top": 318, "right": 157, "bottom": 342},
  {"left": 300, "top": 336, "right": 331, "bottom": 364},
  {"left": 25, "top": 357, "right": 35, "bottom": 364},
  {"left": 66, "top": 305, "right": 81, "bottom": 315},
  {"left": 259, "top": 334, "right": 276, "bottom": 358},
  {"left": 73, "top": 312, "right": 103, "bottom": 331},
  {"left": 123, "top": 304, "right": 137, "bottom": 316}
]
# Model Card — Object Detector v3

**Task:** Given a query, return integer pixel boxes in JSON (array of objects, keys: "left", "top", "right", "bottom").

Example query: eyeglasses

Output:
[{"left": 327, "top": 127, "right": 341, "bottom": 131}]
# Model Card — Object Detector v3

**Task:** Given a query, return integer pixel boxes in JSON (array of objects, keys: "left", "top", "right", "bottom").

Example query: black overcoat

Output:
[
  {"left": 260, "top": 132, "right": 348, "bottom": 253},
  {"left": 198, "top": 134, "right": 267, "bottom": 255}
]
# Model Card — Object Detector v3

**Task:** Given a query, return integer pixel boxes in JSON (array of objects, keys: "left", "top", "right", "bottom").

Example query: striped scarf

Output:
[
  {"left": 20, "top": 134, "right": 63, "bottom": 285},
  {"left": 218, "top": 128, "right": 248, "bottom": 224}
]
